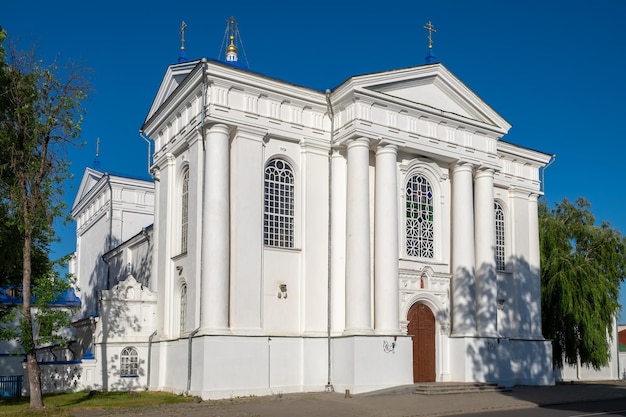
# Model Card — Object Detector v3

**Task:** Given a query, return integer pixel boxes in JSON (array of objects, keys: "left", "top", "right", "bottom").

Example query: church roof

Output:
[{"left": 71, "top": 167, "right": 153, "bottom": 215}]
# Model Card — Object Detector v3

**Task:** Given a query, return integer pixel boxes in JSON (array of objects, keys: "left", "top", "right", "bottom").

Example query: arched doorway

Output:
[{"left": 407, "top": 302, "right": 436, "bottom": 382}]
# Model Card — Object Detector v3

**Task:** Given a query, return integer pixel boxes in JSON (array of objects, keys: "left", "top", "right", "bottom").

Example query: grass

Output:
[{"left": 0, "top": 391, "right": 193, "bottom": 417}]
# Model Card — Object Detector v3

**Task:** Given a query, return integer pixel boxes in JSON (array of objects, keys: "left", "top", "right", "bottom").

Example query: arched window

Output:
[
  {"left": 181, "top": 168, "right": 189, "bottom": 254},
  {"left": 179, "top": 284, "right": 187, "bottom": 334},
  {"left": 495, "top": 201, "right": 506, "bottom": 271},
  {"left": 405, "top": 174, "right": 434, "bottom": 258},
  {"left": 264, "top": 159, "right": 295, "bottom": 248},
  {"left": 120, "top": 346, "right": 138, "bottom": 377}
]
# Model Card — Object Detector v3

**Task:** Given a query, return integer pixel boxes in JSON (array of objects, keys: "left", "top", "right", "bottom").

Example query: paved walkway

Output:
[{"left": 72, "top": 381, "right": 626, "bottom": 417}]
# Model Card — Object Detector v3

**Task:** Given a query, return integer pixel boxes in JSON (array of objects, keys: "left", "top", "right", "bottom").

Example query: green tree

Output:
[
  {"left": 0, "top": 28, "right": 88, "bottom": 409},
  {"left": 540, "top": 197, "right": 626, "bottom": 370}
]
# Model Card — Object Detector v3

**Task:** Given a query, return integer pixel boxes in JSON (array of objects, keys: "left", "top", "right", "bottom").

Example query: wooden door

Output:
[{"left": 407, "top": 302, "right": 436, "bottom": 382}]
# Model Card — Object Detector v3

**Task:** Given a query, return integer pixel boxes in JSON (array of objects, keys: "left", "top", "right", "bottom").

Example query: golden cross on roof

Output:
[
  {"left": 424, "top": 21, "right": 436, "bottom": 49},
  {"left": 228, "top": 16, "right": 237, "bottom": 37},
  {"left": 179, "top": 21, "right": 187, "bottom": 51}
]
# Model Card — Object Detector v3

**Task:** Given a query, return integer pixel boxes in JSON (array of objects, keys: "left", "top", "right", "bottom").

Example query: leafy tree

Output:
[
  {"left": 540, "top": 197, "right": 626, "bottom": 370},
  {"left": 0, "top": 28, "right": 88, "bottom": 409}
]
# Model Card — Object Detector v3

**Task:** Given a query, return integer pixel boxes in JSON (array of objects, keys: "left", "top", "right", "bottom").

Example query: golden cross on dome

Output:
[
  {"left": 424, "top": 21, "right": 436, "bottom": 49},
  {"left": 179, "top": 21, "right": 187, "bottom": 51}
]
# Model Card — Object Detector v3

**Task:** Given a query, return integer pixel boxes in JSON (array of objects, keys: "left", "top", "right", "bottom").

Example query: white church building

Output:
[{"left": 67, "top": 21, "right": 557, "bottom": 399}]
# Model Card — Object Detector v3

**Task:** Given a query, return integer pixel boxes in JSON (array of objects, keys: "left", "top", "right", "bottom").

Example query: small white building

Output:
[{"left": 67, "top": 27, "right": 557, "bottom": 398}]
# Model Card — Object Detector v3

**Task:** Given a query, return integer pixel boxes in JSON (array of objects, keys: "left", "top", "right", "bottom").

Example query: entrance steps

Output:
[
  {"left": 413, "top": 382, "right": 511, "bottom": 395},
  {"left": 361, "top": 382, "right": 511, "bottom": 396}
]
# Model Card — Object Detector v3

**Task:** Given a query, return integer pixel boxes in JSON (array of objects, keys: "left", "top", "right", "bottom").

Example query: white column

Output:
[
  {"left": 374, "top": 143, "right": 400, "bottom": 334},
  {"left": 528, "top": 193, "right": 542, "bottom": 338},
  {"left": 451, "top": 162, "right": 477, "bottom": 336},
  {"left": 201, "top": 123, "right": 230, "bottom": 332},
  {"left": 474, "top": 168, "right": 497, "bottom": 337},
  {"left": 344, "top": 137, "right": 372, "bottom": 335}
]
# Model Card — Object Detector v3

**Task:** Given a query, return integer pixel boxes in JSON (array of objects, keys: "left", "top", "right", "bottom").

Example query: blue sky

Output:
[{"left": 4, "top": 1, "right": 626, "bottom": 320}]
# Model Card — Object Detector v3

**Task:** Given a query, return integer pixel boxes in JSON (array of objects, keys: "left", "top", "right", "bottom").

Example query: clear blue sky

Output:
[{"left": 5, "top": 1, "right": 626, "bottom": 321}]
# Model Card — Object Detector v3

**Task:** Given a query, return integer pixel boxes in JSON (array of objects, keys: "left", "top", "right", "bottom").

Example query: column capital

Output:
[
  {"left": 508, "top": 186, "right": 531, "bottom": 199},
  {"left": 347, "top": 136, "right": 370, "bottom": 149},
  {"left": 207, "top": 123, "right": 230, "bottom": 135},
  {"left": 165, "top": 153, "right": 176, "bottom": 166},
  {"left": 474, "top": 167, "right": 495, "bottom": 179},
  {"left": 452, "top": 161, "right": 475, "bottom": 174},
  {"left": 234, "top": 125, "right": 266, "bottom": 142},
  {"left": 528, "top": 193, "right": 540, "bottom": 202},
  {"left": 375, "top": 141, "right": 398, "bottom": 154}
]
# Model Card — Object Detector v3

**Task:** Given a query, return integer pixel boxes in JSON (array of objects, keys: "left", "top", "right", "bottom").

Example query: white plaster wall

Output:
[
  {"left": 158, "top": 339, "right": 188, "bottom": 393},
  {"left": 302, "top": 338, "right": 330, "bottom": 391},
  {"left": 120, "top": 212, "right": 153, "bottom": 242},
  {"left": 332, "top": 336, "right": 412, "bottom": 394},
  {"left": 76, "top": 215, "right": 110, "bottom": 319},
  {"left": 264, "top": 249, "right": 301, "bottom": 334},
  {"left": 448, "top": 337, "right": 553, "bottom": 386},
  {"left": 510, "top": 339, "right": 554, "bottom": 385},
  {"left": 94, "top": 342, "right": 149, "bottom": 391}
]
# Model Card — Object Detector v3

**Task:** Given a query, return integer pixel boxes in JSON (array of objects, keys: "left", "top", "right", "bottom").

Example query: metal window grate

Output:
[
  {"left": 405, "top": 174, "right": 434, "bottom": 258},
  {"left": 495, "top": 201, "right": 506, "bottom": 271},
  {"left": 264, "top": 159, "right": 295, "bottom": 248},
  {"left": 181, "top": 169, "right": 190, "bottom": 254}
]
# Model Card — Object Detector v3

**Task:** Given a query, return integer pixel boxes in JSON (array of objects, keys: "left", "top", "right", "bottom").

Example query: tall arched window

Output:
[
  {"left": 181, "top": 168, "right": 189, "bottom": 254},
  {"left": 179, "top": 284, "right": 187, "bottom": 334},
  {"left": 264, "top": 159, "right": 295, "bottom": 248},
  {"left": 405, "top": 174, "right": 434, "bottom": 258},
  {"left": 495, "top": 201, "right": 506, "bottom": 271},
  {"left": 120, "top": 346, "right": 138, "bottom": 377}
]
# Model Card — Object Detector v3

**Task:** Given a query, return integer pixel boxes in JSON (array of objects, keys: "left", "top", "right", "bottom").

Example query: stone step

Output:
[{"left": 413, "top": 383, "right": 511, "bottom": 395}]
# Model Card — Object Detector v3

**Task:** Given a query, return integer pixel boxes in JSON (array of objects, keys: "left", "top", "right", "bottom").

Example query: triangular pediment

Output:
[
  {"left": 350, "top": 64, "right": 510, "bottom": 133},
  {"left": 72, "top": 167, "right": 104, "bottom": 212},
  {"left": 144, "top": 60, "right": 200, "bottom": 123}
]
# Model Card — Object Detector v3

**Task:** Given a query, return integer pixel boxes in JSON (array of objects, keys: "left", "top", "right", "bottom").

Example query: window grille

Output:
[
  {"left": 181, "top": 169, "right": 189, "bottom": 254},
  {"left": 120, "top": 346, "right": 138, "bottom": 377},
  {"left": 264, "top": 159, "right": 295, "bottom": 248},
  {"left": 405, "top": 174, "right": 434, "bottom": 258},
  {"left": 495, "top": 201, "right": 506, "bottom": 271},
  {"left": 179, "top": 284, "right": 187, "bottom": 333}
]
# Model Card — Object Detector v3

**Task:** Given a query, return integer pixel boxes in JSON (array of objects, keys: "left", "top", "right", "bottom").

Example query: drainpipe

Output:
[
  {"left": 186, "top": 327, "right": 200, "bottom": 394},
  {"left": 324, "top": 89, "right": 335, "bottom": 392},
  {"left": 540, "top": 154, "right": 556, "bottom": 194},
  {"left": 147, "top": 330, "right": 157, "bottom": 390},
  {"left": 139, "top": 130, "right": 159, "bottom": 182}
]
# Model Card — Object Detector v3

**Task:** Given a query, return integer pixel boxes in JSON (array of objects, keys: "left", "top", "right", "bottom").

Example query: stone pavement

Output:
[{"left": 71, "top": 381, "right": 626, "bottom": 417}]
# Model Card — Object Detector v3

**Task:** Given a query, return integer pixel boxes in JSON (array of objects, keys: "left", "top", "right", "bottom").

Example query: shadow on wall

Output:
[
  {"left": 454, "top": 256, "right": 550, "bottom": 385},
  {"left": 84, "top": 231, "right": 153, "bottom": 391}
]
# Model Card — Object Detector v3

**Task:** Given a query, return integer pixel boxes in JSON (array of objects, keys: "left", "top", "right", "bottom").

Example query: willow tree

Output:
[
  {"left": 0, "top": 29, "right": 88, "bottom": 409},
  {"left": 540, "top": 197, "right": 626, "bottom": 369}
]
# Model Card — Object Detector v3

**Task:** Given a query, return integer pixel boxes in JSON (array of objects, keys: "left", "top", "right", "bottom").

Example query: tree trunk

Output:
[
  {"left": 22, "top": 210, "right": 44, "bottom": 409},
  {"left": 26, "top": 352, "right": 44, "bottom": 409}
]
